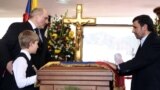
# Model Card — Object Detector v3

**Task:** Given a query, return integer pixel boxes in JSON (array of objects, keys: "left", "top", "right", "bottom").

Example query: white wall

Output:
[
  {"left": 83, "top": 26, "right": 134, "bottom": 90},
  {"left": 0, "top": 17, "right": 22, "bottom": 39}
]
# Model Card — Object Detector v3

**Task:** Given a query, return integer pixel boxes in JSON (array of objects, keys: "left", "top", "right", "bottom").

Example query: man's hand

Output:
[
  {"left": 114, "top": 53, "right": 123, "bottom": 64},
  {"left": 6, "top": 61, "right": 13, "bottom": 74}
]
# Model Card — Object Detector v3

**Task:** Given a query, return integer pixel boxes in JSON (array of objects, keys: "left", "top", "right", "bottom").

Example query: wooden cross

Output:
[{"left": 63, "top": 4, "right": 96, "bottom": 61}]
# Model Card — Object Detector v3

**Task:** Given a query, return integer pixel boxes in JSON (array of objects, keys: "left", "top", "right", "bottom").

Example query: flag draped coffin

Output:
[{"left": 37, "top": 62, "right": 114, "bottom": 90}]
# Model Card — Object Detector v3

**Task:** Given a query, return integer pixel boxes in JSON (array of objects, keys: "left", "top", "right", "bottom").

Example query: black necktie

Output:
[{"left": 35, "top": 28, "right": 43, "bottom": 42}]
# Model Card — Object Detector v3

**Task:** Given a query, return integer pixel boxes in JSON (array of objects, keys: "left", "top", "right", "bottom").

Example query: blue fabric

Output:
[
  {"left": 25, "top": 0, "right": 31, "bottom": 14},
  {"left": 23, "top": 0, "right": 31, "bottom": 22}
]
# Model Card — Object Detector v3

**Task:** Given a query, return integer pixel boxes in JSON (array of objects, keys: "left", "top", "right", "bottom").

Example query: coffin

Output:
[{"left": 37, "top": 62, "right": 114, "bottom": 90}]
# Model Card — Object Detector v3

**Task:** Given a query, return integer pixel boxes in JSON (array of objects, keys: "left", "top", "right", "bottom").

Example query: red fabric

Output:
[
  {"left": 23, "top": 13, "right": 30, "bottom": 22},
  {"left": 96, "top": 62, "right": 125, "bottom": 87},
  {"left": 23, "top": 0, "right": 31, "bottom": 22}
]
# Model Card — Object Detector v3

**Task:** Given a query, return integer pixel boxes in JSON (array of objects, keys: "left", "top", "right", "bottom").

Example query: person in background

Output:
[
  {"left": 12, "top": 30, "right": 39, "bottom": 90},
  {"left": 108, "top": 15, "right": 160, "bottom": 90},
  {"left": 0, "top": 8, "right": 49, "bottom": 90}
]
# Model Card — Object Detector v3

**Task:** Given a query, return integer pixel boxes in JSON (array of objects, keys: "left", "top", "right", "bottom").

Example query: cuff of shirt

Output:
[{"left": 116, "top": 64, "right": 120, "bottom": 70}]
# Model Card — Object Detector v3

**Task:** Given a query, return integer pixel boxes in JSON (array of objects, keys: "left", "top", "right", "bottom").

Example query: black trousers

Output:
[
  {"left": 0, "top": 71, "right": 14, "bottom": 90},
  {"left": 0, "top": 76, "right": 3, "bottom": 89}
]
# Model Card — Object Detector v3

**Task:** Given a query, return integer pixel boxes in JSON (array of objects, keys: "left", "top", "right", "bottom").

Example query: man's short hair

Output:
[
  {"left": 132, "top": 15, "right": 155, "bottom": 32},
  {"left": 30, "top": 8, "right": 44, "bottom": 18}
]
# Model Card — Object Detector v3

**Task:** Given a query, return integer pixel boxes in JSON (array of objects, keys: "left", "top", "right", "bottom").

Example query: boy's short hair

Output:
[{"left": 18, "top": 30, "right": 39, "bottom": 49}]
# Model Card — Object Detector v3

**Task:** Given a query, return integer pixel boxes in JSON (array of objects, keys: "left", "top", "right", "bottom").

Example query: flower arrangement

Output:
[
  {"left": 153, "top": 6, "right": 160, "bottom": 35},
  {"left": 47, "top": 15, "right": 75, "bottom": 62},
  {"left": 155, "top": 18, "right": 160, "bottom": 35}
]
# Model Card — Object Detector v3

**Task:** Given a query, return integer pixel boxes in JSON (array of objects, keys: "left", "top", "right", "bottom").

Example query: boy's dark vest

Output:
[{"left": 12, "top": 53, "right": 37, "bottom": 90}]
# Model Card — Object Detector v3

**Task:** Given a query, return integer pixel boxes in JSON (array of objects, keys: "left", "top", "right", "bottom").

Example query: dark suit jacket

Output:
[
  {"left": 118, "top": 32, "right": 160, "bottom": 90},
  {"left": 0, "top": 22, "right": 49, "bottom": 90},
  {"left": 1, "top": 21, "right": 49, "bottom": 71},
  {"left": 0, "top": 39, "right": 10, "bottom": 87}
]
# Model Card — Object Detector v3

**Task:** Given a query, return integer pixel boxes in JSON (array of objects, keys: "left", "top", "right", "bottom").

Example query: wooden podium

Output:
[{"left": 37, "top": 62, "right": 113, "bottom": 90}]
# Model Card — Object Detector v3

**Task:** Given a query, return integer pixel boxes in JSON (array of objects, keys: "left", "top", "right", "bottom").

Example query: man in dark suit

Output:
[
  {"left": 108, "top": 15, "right": 160, "bottom": 90},
  {"left": 0, "top": 8, "right": 49, "bottom": 90},
  {"left": 0, "top": 39, "right": 10, "bottom": 89}
]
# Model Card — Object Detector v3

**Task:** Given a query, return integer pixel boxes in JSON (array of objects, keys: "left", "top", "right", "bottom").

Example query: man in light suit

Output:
[
  {"left": 109, "top": 15, "right": 160, "bottom": 90},
  {"left": 0, "top": 8, "right": 49, "bottom": 90}
]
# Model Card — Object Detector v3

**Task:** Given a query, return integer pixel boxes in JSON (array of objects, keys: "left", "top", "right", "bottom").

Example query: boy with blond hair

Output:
[{"left": 12, "top": 30, "right": 39, "bottom": 90}]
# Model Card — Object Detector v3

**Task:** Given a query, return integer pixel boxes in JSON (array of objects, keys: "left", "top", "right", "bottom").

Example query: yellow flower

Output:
[
  {"left": 55, "top": 49, "right": 61, "bottom": 54},
  {"left": 51, "top": 33, "right": 58, "bottom": 39},
  {"left": 69, "top": 31, "right": 74, "bottom": 39},
  {"left": 48, "top": 40, "right": 53, "bottom": 46},
  {"left": 66, "top": 37, "right": 69, "bottom": 41}
]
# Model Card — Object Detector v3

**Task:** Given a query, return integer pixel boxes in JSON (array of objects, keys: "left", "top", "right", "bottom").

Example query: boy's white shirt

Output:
[{"left": 13, "top": 49, "right": 37, "bottom": 88}]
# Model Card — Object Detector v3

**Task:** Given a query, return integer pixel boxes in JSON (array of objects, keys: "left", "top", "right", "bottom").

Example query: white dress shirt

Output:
[
  {"left": 140, "top": 34, "right": 148, "bottom": 47},
  {"left": 28, "top": 20, "right": 36, "bottom": 30},
  {"left": 13, "top": 49, "right": 37, "bottom": 88},
  {"left": 28, "top": 20, "right": 43, "bottom": 42}
]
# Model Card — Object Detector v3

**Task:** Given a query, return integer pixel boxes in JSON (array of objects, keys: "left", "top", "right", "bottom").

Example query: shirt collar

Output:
[
  {"left": 21, "top": 49, "right": 31, "bottom": 61},
  {"left": 28, "top": 20, "right": 36, "bottom": 29},
  {"left": 140, "top": 34, "right": 149, "bottom": 47}
]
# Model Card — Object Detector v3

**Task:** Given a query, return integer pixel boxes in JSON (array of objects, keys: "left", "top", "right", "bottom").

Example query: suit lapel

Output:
[{"left": 141, "top": 32, "right": 157, "bottom": 49}]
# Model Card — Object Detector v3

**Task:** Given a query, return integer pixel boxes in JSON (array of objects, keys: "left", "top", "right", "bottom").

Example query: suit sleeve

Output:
[
  {"left": 118, "top": 37, "right": 160, "bottom": 75},
  {"left": 1, "top": 22, "right": 22, "bottom": 71},
  {"left": 0, "top": 40, "right": 10, "bottom": 76}
]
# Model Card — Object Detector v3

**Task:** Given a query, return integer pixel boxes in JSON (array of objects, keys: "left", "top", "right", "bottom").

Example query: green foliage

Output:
[
  {"left": 47, "top": 15, "right": 75, "bottom": 62},
  {"left": 155, "top": 18, "right": 160, "bottom": 35},
  {"left": 155, "top": 24, "right": 160, "bottom": 35}
]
